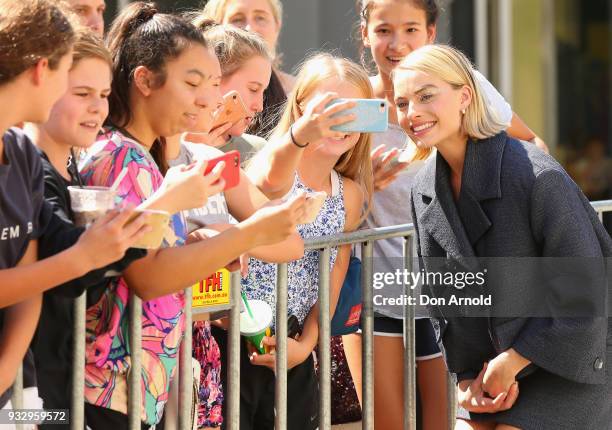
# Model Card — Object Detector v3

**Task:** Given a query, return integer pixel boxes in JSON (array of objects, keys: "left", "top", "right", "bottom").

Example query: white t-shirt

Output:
[
  {"left": 169, "top": 143, "right": 232, "bottom": 232},
  {"left": 473, "top": 69, "right": 513, "bottom": 127}
]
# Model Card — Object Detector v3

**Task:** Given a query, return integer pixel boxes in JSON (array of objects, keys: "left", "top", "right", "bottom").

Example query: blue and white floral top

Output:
[{"left": 242, "top": 170, "right": 346, "bottom": 328}]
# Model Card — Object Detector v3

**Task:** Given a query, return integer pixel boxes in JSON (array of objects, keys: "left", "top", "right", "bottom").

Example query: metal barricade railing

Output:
[
  {"left": 8, "top": 200, "right": 612, "bottom": 430},
  {"left": 303, "top": 224, "right": 428, "bottom": 430}
]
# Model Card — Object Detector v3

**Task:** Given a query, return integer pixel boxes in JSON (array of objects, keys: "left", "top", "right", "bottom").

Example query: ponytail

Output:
[{"left": 106, "top": 1, "right": 206, "bottom": 174}]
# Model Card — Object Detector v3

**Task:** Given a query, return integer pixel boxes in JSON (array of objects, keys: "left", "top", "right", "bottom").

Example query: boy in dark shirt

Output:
[{"left": 0, "top": 1, "right": 151, "bottom": 413}]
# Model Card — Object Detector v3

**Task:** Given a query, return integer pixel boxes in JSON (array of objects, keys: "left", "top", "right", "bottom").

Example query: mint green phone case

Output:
[{"left": 327, "top": 98, "right": 389, "bottom": 133}]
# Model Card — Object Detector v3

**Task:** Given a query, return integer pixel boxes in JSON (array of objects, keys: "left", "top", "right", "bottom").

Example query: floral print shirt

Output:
[
  {"left": 242, "top": 171, "right": 346, "bottom": 328},
  {"left": 79, "top": 128, "right": 187, "bottom": 425}
]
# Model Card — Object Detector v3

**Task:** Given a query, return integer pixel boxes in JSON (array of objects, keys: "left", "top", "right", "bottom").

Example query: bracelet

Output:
[{"left": 290, "top": 125, "right": 309, "bottom": 148}]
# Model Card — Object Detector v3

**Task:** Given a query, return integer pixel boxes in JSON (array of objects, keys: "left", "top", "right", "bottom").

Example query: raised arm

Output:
[
  {"left": 123, "top": 194, "right": 307, "bottom": 300},
  {"left": 246, "top": 93, "right": 356, "bottom": 199},
  {"left": 0, "top": 207, "right": 149, "bottom": 308}
]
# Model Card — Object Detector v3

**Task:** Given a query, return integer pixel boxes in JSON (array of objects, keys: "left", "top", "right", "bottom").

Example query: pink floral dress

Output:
[
  {"left": 193, "top": 321, "right": 223, "bottom": 427},
  {"left": 79, "top": 128, "right": 187, "bottom": 426}
]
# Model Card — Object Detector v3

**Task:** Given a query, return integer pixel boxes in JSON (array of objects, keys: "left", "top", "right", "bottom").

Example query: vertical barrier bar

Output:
[
  {"left": 498, "top": 0, "right": 514, "bottom": 103},
  {"left": 178, "top": 287, "right": 193, "bottom": 430},
  {"left": 129, "top": 294, "right": 142, "bottom": 430},
  {"left": 275, "top": 263, "right": 289, "bottom": 430},
  {"left": 474, "top": 0, "right": 489, "bottom": 76},
  {"left": 11, "top": 365, "right": 23, "bottom": 430},
  {"left": 318, "top": 247, "right": 332, "bottom": 430},
  {"left": 361, "top": 241, "right": 374, "bottom": 430},
  {"left": 542, "top": 0, "right": 558, "bottom": 151},
  {"left": 402, "top": 236, "right": 416, "bottom": 430},
  {"left": 227, "top": 272, "right": 242, "bottom": 430},
  {"left": 71, "top": 292, "right": 86, "bottom": 430},
  {"left": 447, "top": 372, "right": 457, "bottom": 429}
]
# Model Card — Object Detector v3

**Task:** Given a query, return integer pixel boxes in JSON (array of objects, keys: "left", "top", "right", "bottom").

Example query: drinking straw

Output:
[
  {"left": 241, "top": 291, "right": 255, "bottom": 321},
  {"left": 110, "top": 167, "right": 129, "bottom": 192},
  {"left": 70, "top": 148, "right": 84, "bottom": 188}
]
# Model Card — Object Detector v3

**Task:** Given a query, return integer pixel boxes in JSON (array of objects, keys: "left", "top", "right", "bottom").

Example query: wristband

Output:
[{"left": 290, "top": 125, "right": 309, "bottom": 148}]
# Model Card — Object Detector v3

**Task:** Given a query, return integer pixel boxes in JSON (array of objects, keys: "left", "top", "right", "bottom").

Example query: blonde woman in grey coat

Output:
[{"left": 394, "top": 44, "right": 612, "bottom": 430}]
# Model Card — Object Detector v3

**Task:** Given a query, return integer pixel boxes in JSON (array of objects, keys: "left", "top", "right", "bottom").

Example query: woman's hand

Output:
[
  {"left": 240, "top": 193, "right": 307, "bottom": 248},
  {"left": 482, "top": 348, "right": 531, "bottom": 398},
  {"left": 155, "top": 158, "right": 225, "bottom": 213},
  {"left": 183, "top": 121, "right": 234, "bottom": 148},
  {"left": 371, "top": 144, "right": 410, "bottom": 191},
  {"left": 458, "top": 363, "right": 519, "bottom": 414},
  {"left": 291, "top": 92, "right": 356, "bottom": 147},
  {"left": 249, "top": 335, "right": 311, "bottom": 370},
  {"left": 75, "top": 207, "right": 151, "bottom": 270}
]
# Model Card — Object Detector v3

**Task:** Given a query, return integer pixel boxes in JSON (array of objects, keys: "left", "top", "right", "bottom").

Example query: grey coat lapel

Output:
[
  {"left": 456, "top": 134, "right": 506, "bottom": 245},
  {"left": 419, "top": 152, "right": 476, "bottom": 261},
  {"left": 416, "top": 134, "right": 507, "bottom": 265}
]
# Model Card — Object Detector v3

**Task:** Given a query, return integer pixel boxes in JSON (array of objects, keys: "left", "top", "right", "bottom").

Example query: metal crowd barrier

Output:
[{"left": 8, "top": 200, "right": 612, "bottom": 430}]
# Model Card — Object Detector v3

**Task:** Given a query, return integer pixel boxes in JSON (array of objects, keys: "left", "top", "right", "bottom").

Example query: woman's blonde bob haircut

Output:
[
  {"left": 393, "top": 44, "right": 507, "bottom": 158},
  {"left": 201, "top": 0, "right": 283, "bottom": 26},
  {"left": 271, "top": 53, "right": 374, "bottom": 214}
]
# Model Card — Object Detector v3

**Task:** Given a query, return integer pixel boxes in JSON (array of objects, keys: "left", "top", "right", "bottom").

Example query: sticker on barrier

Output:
[{"left": 192, "top": 268, "right": 231, "bottom": 311}]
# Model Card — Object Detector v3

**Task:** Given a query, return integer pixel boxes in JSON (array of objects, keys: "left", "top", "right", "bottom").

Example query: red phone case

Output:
[{"left": 204, "top": 150, "right": 241, "bottom": 191}]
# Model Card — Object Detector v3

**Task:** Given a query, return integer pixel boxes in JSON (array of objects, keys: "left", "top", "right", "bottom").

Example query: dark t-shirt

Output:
[
  {"left": 0, "top": 128, "right": 47, "bottom": 408},
  {"left": 32, "top": 148, "right": 146, "bottom": 411},
  {"left": 0, "top": 128, "right": 45, "bottom": 265}
]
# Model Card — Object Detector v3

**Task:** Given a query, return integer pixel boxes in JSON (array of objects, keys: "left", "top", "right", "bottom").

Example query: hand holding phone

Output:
[
  {"left": 326, "top": 98, "right": 389, "bottom": 133},
  {"left": 211, "top": 90, "right": 248, "bottom": 130},
  {"left": 290, "top": 92, "right": 356, "bottom": 147},
  {"left": 204, "top": 150, "right": 241, "bottom": 191}
]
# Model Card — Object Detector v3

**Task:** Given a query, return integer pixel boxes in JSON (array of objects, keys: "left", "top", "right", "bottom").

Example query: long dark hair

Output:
[{"left": 106, "top": 1, "right": 207, "bottom": 173}]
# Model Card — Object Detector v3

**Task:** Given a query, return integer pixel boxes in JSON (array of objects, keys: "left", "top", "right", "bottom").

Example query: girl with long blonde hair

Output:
[{"left": 233, "top": 53, "right": 373, "bottom": 430}]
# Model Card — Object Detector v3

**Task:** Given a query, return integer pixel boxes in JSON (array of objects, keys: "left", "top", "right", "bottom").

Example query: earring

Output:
[{"left": 461, "top": 109, "right": 466, "bottom": 115}]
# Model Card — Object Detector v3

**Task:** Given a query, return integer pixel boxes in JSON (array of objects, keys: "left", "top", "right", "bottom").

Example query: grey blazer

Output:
[{"left": 410, "top": 132, "right": 612, "bottom": 384}]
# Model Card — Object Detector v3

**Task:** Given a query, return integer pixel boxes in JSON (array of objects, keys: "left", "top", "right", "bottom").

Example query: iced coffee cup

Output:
[
  {"left": 68, "top": 186, "right": 116, "bottom": 227},
  {"left": 127, "top": 209, "right": 170, "bottom": 249},
  {"left": 240, "top": 299, "right": 273, "bottom": 354}
]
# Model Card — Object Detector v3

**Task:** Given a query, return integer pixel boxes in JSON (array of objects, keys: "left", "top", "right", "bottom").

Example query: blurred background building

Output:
[{"left": 107, "top": 0, "right": 611, "bottom": 205}]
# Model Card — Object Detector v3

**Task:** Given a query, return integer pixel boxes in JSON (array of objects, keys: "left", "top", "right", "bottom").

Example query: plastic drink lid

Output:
[{"left": 240, "top": 299, "right": 273, "bottom": 336}]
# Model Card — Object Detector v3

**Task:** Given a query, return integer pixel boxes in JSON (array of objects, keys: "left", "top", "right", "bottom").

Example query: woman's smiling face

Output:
[
  {"left": 394, "top": 68, "right": 470, "bottom": 149},
  {"left": 362, "top": 0, "right": 436, "bottom": 78},
  {"left": 43, "top": 57, "right": 111, "bottom": 149}
]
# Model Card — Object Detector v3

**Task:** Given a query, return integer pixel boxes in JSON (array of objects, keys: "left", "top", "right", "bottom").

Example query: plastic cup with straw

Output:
[
  {"left": 240, "top": 293, "right": 273, "bottom": 354},
  {"left": 67, "top": 167, "right": 123, "bottom": 227}
]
